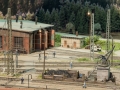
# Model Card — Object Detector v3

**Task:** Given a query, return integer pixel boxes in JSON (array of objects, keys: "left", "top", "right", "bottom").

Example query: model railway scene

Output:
[
  {"left": 0, "top": 47, "right": 120, "bottom": 90},
  {"left": 0, "top": 0, "right": 120, "bottom": 90}
]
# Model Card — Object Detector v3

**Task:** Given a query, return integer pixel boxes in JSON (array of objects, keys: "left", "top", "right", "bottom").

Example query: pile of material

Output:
[
  {"left": 45, "top": 70, "right": 72, "bottom": 78},
  {"left": 43, "top": 69, "right": 80, "bottom": 81}
]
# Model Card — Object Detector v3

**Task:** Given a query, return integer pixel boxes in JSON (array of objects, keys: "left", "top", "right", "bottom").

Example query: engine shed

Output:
[{"left": 0, "top": 19, "right": 55, "bottom": 54}]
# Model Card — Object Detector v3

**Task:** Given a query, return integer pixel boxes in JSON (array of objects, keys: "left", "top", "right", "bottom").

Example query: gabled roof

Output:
[
  {"left": 56, "top": 32, "right": 87, "bottom": 39},
  {"left": 0, "top": 19, "right": 54, "bottom": 33}
]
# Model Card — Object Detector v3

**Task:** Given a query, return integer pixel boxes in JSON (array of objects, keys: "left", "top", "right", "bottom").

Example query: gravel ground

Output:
[{"left": 0, "top": 47, "right": 120, "bottom": 90}]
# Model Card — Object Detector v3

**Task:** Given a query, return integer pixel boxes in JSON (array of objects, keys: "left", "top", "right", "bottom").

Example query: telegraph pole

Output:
[
  {"left": 90, "top": 9, "right": 95, "bottom": 61},
  {"left": 106, "top": 9, "right": 111, "bottom": 66},
  {"left": 7, "top": 8, "right": 14, "bottom": 75},
  {"left": 43, "top": 29, "right": 46, "bottom": 73},
  {"left": 106, "top": 9, "right": 110, "bottom": 52}
]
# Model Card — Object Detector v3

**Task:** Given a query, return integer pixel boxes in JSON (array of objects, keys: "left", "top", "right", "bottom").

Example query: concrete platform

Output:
[{"left": 97, "top": 66, "right": 110, "bottom": 81}]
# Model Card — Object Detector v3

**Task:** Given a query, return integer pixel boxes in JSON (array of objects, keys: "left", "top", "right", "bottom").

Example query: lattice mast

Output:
[
  {"left": 106, "top": 9, "right": 110, "bottom": 52},
  {"left": 90, "top": 10, "right": 95, "bottom": 60},
  {"left": 7, "top": 8, "right": 14, "bottom": 75}
]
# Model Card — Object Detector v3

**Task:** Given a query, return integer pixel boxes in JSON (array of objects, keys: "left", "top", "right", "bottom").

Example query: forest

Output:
[
  {"left": 0, "top": 0, "right": 120, "bottom": 34},
  {"left": 38, "top": 0, "right": 120, "bottom": 34}
]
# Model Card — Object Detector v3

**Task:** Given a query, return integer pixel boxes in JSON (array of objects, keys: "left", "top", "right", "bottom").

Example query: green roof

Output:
[
  {"left": 56, "top": 32, "right": 87, "bottom": 39},
  {"left": 0, "top": 19, "right": 54, "bottom": 32}
]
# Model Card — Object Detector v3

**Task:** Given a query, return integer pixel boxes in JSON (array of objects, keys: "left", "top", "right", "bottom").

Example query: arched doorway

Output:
[
  {"left": 73, "top": 42, "right": 76, "bottom": 48},
  {"left": 64, "top": 41, "right": 67, "bottom": 47}
]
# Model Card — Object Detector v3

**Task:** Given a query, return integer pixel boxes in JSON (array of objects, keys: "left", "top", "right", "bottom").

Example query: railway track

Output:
[
  {"left": 0, "top": 47, "right": 120, "bottom": 61},
  {"left": 1, "top": 78, "right": 120, "bottom": 89},
  {"left": 41, "top": 48, "right": 96, "bottom": 57},
  {"left": 0, "top": 47, "right": 119, "bottom": 89},
  {"left": 33, "top": 79, "right": 119, "bottom": 89},
  {"left": 0, "top": 62, "right": 119, "bottom": 67},
  {"left": 45, "top": 48, "right": 120, "bottom": 60}
]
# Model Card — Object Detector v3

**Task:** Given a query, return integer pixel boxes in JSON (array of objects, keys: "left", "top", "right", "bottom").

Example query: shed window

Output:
[
  {"left": 0, "top": 36, "right": 2, "bottom": 48},
  {"left": 14, "top": 37, "right": 23, "bottom": 49}
]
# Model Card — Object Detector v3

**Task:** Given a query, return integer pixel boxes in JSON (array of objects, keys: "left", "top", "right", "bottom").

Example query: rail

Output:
[{"left": 1, "top": 79, "right": 119, "bottom": 89}]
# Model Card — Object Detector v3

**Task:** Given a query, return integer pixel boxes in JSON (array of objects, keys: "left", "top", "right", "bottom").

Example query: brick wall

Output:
[
  {"left": 23, "top": 37, "right": 30, "bottom": 53},
  {"left": 45, "top": 30, "right": 48, "bottom": 48},
  {"left": 61, "top": 37, "right": 81, "bottom": 49},
  {"left": 51, "top": 29, "right": 55, "bottom": 47},
  {"left": 0, "top": 28, "right": 55, "bottom": 54},
  {"left": 0, "top": 29, "right": 30, "bottom": 53}
]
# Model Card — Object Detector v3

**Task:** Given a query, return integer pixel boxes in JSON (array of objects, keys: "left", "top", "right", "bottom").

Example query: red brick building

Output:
[{"left": 0, "top": 20, "right": 55, "bottom": 54}]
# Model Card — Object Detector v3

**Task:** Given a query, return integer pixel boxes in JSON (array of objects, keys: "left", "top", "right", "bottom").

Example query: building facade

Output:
[
  {"left": 61, "top": 36, "right": 85, "bottom": 49},
  {"left": 0, "top": 20, "right": 55, "bottom": 54},
  {"left": 57, "top": 32, "right": 86, "bottom": 49}
]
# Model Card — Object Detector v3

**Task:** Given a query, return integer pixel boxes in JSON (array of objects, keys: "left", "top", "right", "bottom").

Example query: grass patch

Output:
[
  {"left": 113, "top": 65, "right": 120, "bottom": 69},
  {"left": 113, "top": 60, "right": 120, "bottom": 63},
  {"left": 0, "top": 73, "right": 21, "bottom": 78},
  {"left": 37, "top": 74, "right": 42, "bottom": 79},
  {"left": 77, "top": 58, "right": 100, "bottom": 63},
  {"left": 97, "top": 51, "right": 105, "bottom": 54},
  {"left": 96, "top": 40, "right": 120, "bottom": 51},
  {"left": 13, "top": 73, "right": 21, "bottom": 78},
  {"left": 0, "top": 73, "right": 7, "bottom": 76},
  {"left": 0, "top": 52, "right": 3, "bottom": 56},
  {"left": 77, "top": 58, "right": 90, "bottom": 62}
]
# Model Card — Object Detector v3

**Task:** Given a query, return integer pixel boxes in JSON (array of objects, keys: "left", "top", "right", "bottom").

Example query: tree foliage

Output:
[
  {"left": 0, "top": 0, "right": 43, "bottom": 15},
  {"left": 85, "top": 35, "right": 100, "bottom": 45},
  {"left": 55, "top": 34, "right": 61, "bottom": 42},
  {"left": 94, "top": 23, "right": 102, "bottom": 31},
  {"left": 66, "top": 22, "right": 75, "bottom": 33}
]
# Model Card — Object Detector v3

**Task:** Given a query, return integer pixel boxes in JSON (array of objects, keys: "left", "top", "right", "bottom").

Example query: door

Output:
[
  {"left": 64, "top": 41, "right": 67, "bottom": 47},
  {"left": 73, "top": 42, "right": 76, "bottom": 48}
]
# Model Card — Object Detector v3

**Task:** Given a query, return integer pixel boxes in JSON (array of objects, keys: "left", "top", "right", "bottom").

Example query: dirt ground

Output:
[{"left": 0, "top": 47, "right": 120, "bottom": 90}]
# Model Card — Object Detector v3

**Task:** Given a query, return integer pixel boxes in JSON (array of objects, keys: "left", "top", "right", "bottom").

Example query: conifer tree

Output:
[{"left": 44, "top": 9, "right": 50, "bottom": 24}]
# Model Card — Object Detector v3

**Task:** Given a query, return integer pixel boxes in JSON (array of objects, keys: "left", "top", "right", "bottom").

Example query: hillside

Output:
[
  {"left": 0, "top": 0, "right": 120, "bottom": 34},
  {"left": 0, "top": 0, "right": 43, "bottom": 15},
  {"left": 0, "top": 0, "right": 115, "bottom": 15}
]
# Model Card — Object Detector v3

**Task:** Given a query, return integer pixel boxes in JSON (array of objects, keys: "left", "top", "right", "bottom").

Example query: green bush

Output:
[
  {"left": 96, "top": 40, "right": 106, "bottom": 49},
  {"left": 85, "top": 37, "right": 90, "bottom": 45},
  {"left": 55, "top": 34, "right": 61, "bottom": 47},
  {"left": 55, "top": 34, "right": 61, "bottom": 42},
  {"left": 94, "top": 35, "right": 100, "bottom": 42},
  {"left": 85, "top": 35, "right": 99, "bottom": 45}
]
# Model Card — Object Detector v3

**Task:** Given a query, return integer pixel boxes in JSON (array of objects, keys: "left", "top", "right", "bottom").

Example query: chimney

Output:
[
  {"left": 35, "top": 16, "right": 37, "bottom": 25},
  {"left": 16, "top": 13, "right": 18, "bottom": 22},
  {"left": 20, "top": 21, "right": 23, "bottom": 29},
  {"left": 76, "top": 31, "right": 78, "bottom": 36}
]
